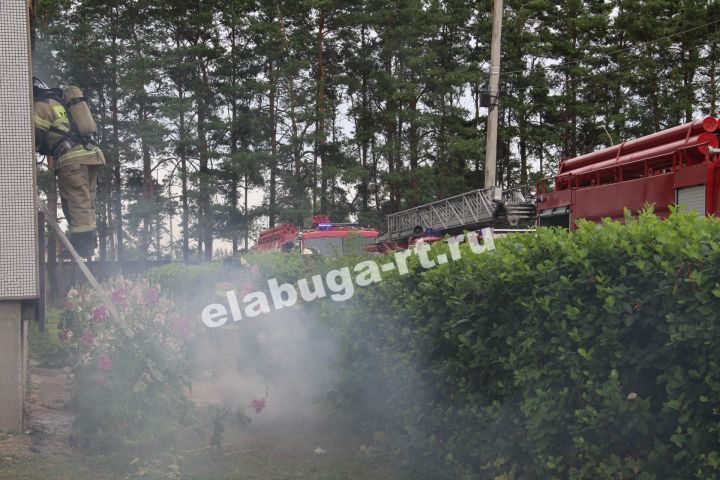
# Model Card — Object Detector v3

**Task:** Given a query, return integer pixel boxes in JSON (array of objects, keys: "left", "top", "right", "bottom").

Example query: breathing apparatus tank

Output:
[{"left": 62, "top": 86, "right": 97, "bottom": 138}]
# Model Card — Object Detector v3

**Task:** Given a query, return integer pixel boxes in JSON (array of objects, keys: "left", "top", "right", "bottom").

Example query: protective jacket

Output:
[
  {"left": 33, "top": 85, "right": 103, "bottom": 255},
  {"left": 33, "top": 90, "right": 104, "bottom": 170}
]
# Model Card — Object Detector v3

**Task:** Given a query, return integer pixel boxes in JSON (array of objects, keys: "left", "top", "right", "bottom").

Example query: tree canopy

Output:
[{"left": 33, "top": 0, "right": 719, "bottom": 261}]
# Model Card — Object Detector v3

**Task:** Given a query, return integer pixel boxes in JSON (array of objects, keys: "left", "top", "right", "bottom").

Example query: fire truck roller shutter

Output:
[{"left": 676, "top": 185, "right": 705, "bottom": 216}]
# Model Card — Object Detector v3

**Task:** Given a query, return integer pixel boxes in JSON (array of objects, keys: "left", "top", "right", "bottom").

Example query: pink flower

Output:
[
  {"left": 111, "top": 288, "right": 127, "bottom": 307},
  {"left": 250, "top": 265, "right": 260, "bottom": 276},
  {"left": 63, "top": 299, "right": 75, "bottom": 311},
  {"left": 250, "top": 398, "right": 266, "bottom": 414},
  {"left": 145, "top": 288, "right": 160, "bottom": 305},
  {"left": 97, "top": 354, "right": 112, "bottom": 370},
  {"left": 92, "top": 305, "right": 108, "bottom": 323},
  {"left": 80, "top": 330, "right": 95, "bottom": 347}
]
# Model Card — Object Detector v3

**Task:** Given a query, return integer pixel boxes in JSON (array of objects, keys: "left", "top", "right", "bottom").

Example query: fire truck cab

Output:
[
  {"left": 299, "top": 216, "right": 378, "bottom": 256},
  {"left": 254, "top": 215, "right": 379, "bottom": 256},
  {"left": 537, "top": 117, "right": 720, "bottom": 228}
]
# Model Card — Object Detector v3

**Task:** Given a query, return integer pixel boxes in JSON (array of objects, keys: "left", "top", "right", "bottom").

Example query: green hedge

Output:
[
  {"left": 321, "top": 210, "right": 720, "bottom": 479},
  {"left": 141, "top": 212, "right": 720, "bottom": 478},
  {"left": 147, "top": 262, "right": 222, "bottom": 299}
]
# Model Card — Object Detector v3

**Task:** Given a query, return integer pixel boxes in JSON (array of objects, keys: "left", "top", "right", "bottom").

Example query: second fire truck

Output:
[
  {"left": 537, "top": 116, "right": 720, "bottom": 228},
  {"left": 254, "top": 215, "right": 379, "bottom": 256}
]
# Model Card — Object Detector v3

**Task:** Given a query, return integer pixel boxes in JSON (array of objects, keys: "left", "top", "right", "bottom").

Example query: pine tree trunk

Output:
[
  {"left": 180, "top": 139, "right": 189, "bottom": 261},
  {"left": 317, "top": 11, "right": 328, "bottom": 214},
  {"left": 111, "top": 92, "right": 123, "bottom": 260},
  {"left": 359, "top": 25, "right": 370, "bottom": 212},
  {"left": 176, "top": 65, "right": 190, "bottom": 261},
  {"left": 230, "top": 24, "right": 239, "bottom": 253},
  {"left": 438, "top": 94, "right": 447, "bottom": 199},
  {"left": 519, "top": 113, "right": 528, "bottom": 185},
  {"left": 681, "top": 41, "right": 697, "bottom": 123},
  {"left": 647, "top": 44, "right": 660, "bottom": 131},
  {"left": 268, "top": 61, "right": 278, "bottom": 227},
  {"left": 371, "top": 136, "right": 380, "bottom": 210},
  {"left": 197, "top": 62, "right": 212, "bottom": 262},
  {"left": 140, "top": 105, "right": 154, "bottom": 261},
  {"left": 409, "top": 96, "right": 419, "bottom": 207},
  {"left": 107, "top": 200, "right": 116, "bottom": 260},
  {"left": 97, "top": 88, "right": 108, "bottom": 260},
  {"left": 384, "top": 57, "right": 398, "bottom": 211},
  {"left": 710, "top": 38, "right": 717, "bottom": 114},
  {"left": 230, "top": 132, "right": 239, "bottom": 254},
  {"left": 110, "top": 28, "right": 124, "bottom": 260},
  {"left": 276, "top": 1, "right": 303, "bottom": 223},
  {"left": 243, "top": 175, "right": 249, "bottom": 249},
  {"left": 155, "top": 214, "right": 161, "bottom": 260}
]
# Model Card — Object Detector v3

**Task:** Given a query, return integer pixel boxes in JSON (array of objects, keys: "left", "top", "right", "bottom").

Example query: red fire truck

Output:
[
  {"left": 537, "top": 116, "right": 720, "bottom": 228},
  {"left": 254, "top": 215, "right": 379, "bottom": 256}
]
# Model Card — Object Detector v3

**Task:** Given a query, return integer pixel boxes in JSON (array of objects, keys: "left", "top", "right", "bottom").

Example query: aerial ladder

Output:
[{"left": 376, "top": 186, "right": 536, "bottom": 244}]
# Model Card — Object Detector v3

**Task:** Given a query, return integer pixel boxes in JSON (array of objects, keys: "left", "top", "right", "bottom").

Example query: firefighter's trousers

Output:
[{"left": 57, "top": 163, "right": 98, "bottom": 254}]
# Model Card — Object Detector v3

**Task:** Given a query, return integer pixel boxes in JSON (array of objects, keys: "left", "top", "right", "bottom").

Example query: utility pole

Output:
[{"left": 484, "top": 0, "right": 504, "bottom": 190}]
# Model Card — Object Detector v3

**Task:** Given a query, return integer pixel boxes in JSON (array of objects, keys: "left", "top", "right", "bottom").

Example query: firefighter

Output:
[{"left": 32, "top": 77, "right": 105, "bottom": 258}]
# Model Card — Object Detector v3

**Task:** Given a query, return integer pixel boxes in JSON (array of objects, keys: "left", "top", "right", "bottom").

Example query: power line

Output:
[
  {"left": 562, "top": 39, "right": 719, "bottom": 85},
  {"left": 494, "top": 39, "right": 717, "bottom": 98},
  {"left": 499, "top": 18, "right": 720, "bottom": 77}
]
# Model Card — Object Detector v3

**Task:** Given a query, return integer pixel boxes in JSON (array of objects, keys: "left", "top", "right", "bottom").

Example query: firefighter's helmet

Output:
[
  {"left": 32, "top": 77, "right": 56, "bottom": 101},
  {"left": 32, "top": 76, "right": 49, "bottom": 91}
]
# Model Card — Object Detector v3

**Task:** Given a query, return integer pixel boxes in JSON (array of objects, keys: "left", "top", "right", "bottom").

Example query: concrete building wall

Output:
[
  {"left": 0, "top": 302, "right": 24, "bottom": 433},
  {"left": 0, "top": 0, "right": 39, "bottom": 433},
  {"left": 0, "top": 0, "right": 39, "bottom": 301}
]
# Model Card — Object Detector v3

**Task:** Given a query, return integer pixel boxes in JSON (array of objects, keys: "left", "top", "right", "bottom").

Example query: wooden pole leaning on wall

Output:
[
  {"left": 37, "top": 210, "right": 45, "bottom": 332},
  {"left": 46, "top": 157, "right": 59, "bottom": 301},
  {"left": 36, "top": 196, "right": 132, "bottom": 337}
]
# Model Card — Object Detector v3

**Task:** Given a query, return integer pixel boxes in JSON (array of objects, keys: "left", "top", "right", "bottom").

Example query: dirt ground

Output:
[
  {"left": 0, "top": 365, "right": 399, "bottom": 480},
  {"left": 0, "top": 363, "right": 75, "bottom": 458}
]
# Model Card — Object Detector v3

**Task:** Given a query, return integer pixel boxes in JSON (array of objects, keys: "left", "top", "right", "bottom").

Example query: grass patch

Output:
[
  {"left": 0, "top": 425, "right": 398, "bottom": 479},
  {"left": 0, "top": 455, "right": 125, "bottom": 480},
  {"left": 28, "top": 307, "right": 73, "bottom": 368}
]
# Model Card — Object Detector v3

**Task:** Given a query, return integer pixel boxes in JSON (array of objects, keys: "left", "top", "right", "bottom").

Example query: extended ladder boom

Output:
[{"left": 377, "top": 187, "right": 535, "bottom": 242}]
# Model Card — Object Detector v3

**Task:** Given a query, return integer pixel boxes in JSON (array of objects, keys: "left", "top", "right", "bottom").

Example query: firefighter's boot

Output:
[{"left": 71, "top": 230, "right": 97, "bottom": 258}]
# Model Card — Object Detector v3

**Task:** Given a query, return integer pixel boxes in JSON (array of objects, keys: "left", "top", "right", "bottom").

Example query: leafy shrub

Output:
[
  {"left": 147, "top": 262, "right": 222, "bottom": 299},
  {"left": 319, "top": 210, "right": 720, "bottom": 479},
  {"left": 59, "top": 277, "right": 198, "bottom": 455}
]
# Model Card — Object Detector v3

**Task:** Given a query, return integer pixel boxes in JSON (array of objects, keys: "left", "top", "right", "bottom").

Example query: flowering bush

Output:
[
  {"left": 59, "top": 276, "right": 198, "bottom": 454},
  {"left": 250, "top": 397, "right": 266, "bottom": 414}
]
